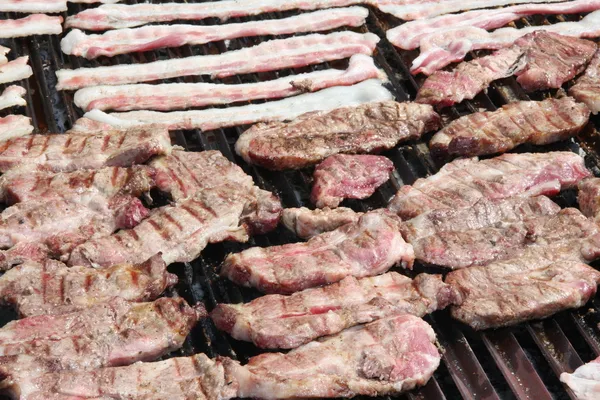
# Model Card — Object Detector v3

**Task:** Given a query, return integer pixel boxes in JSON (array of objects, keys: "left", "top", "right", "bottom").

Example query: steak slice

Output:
[
  {"left": 429, "top": 97, "right": 590, "bottom": 157},
  {"left": 388, "top": 151, "right": 590, "bottom": 220},
  {"left": 570, "top": 49, "right": 600, "bottom": 114},
  {"left": 578, "top": 177, "right": 600, "bottom": 221},
  {"left": 224, "top": 314, "right": 440, "bottom": 398},
  {"left": 311, "top": 154, "right": 394, "bottom": 208},
  {"left": 0, "top": 125, "right": 171, "bottom": 173},
  {"left": 211, "top": 272, "right": 460, "bottom": 349},
  {"left": 221, "top": 210, "right": 413, "bottom": 294},
  {"left": 0, "top": 297, "right": 201, "bottom": 386},
  {"left": 282, "top": 207, "right": 362, "bottom": 239},
  {"left": 10, "top": 353, "right": 237, "bottom": 400},
  {"left": 235, "top": 101, "right": 441, "bottom": 170},
  {"left": 560, "top": 355, "right": 600, "bottom": 400},
  {"left": 0, "top": 254, "right": 177, "bottom": 317}
]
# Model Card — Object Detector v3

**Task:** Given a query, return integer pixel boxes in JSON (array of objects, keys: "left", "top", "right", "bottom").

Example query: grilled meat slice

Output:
[
  {"left": 0, "top": 242, "right": 49, "bottom": 271},
  {"left": 311, "top": 154, "right": 393, "bottom": 208},
  {"left": 0, "top": 297, "right": 201, "bottom": 386},
  {"left": 212, "top": 272, "right": 460, "bottom": 349},
  {"left": 570, "top": 49, "right": 600, "bottom": 114},
  {"left": 221, "top": 210, "right": 413, "bottom": 294},
  {"left": 224, "top": 314, "right": 440, "bottom": 398},
  {"left": 0, "top": 125, "right": 171, "bottom": 173},
  {"left": 282, "top": 207, "right": 362, "bottom": 239},
  {"left": 429, "top": 97, "right": 590, "bottom": 157},
  {"left": 578, "top": 178, "right": 600, "bottom": 221},
  {"left": 235, "top": 101, "right": 441, "bottom": 170},
  {"left": 447, "top": 236, "right": 600, "bottom": 330},
  {"left": 11, "top": 353, "right": 238, "bottom": 400},
  {"left": 560, "top": 355, "right": 600, "bottom": 400},
  {"left": 388, "top": 151, "right": 590, "bottom": 220},
  {"left": 0, "top": 115, "right": 32, "bottom": 142},
  {"left": 0, "top": 254, "right": 177, "bottom": 317}
]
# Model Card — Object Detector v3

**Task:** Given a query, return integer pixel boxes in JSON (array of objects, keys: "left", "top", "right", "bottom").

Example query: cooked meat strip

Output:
[
  {"left": 224, "top": 314, "right": 440, "bottom": 398},
  {"left": 0, "top": 125, "right": 171, "bottom": 173},
  {"left": 236, "top": 101, "right": 440, "bottom": 170},
  {"left": 0, "top": 115, "right": 33, "bottom": 141},
  {"left": 0, "top": 0, "right": 67, "bottom": 13},
  {"left": 0, "top": 47, "right": 8, "bottom": 65},
  {"left": 11, "top": 353, "right": 237, "bottom": 400},
  {"left": 388, "top": 151, "right": 590, "bottom": 220},
  {"left": 311, "top": 154, "right": 394, "bottom": 208},
  {"left": 0, "top": 15, "right": 62, "bottom": 38},
  {"left": 416, "top": 32, "right": 597, "bottom": 107},
  {"left": 578, "top": 178, "right": 600, "bottom": 221},
  {"left": 0, "top": 57, "right": 32, "bottom": 85},
  {"left": 560, "top": 355, "right": 600, "bottom": 400},
  {"left": 0, "top": 242, "right": 49, "bottom": 271},
  {"left": 0, "top": 254, "right": 177, "bottom": 317},
  {"left": 571, "top": 49, "right": 600, "bottom": 114},
  {"left": 212, "top": 272, "right": 460, "bottom": 349},
  {"left": 429, "top": 97, "right": 590, "bottom": 157},
  {"left": 282, "top": 207, "right": 362, "bottom": 239},
  {"left": 0, "top": 297, "right": 201, "bottom": 387},
  {"left": 0, "top": 86, "right": 26, "bottom": 111},
  {"left": 221, "top": 210, "right": 413, "bottom": 294}
]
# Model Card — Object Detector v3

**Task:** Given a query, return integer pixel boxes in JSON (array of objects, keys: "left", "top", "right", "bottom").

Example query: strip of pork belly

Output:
[
  {"left": 429, "top": 97, "right": 590, "bottom": 158},
  {"left": 561, "top": 356, "right": 600, "bottom": 400},
  {"left": 412, "top": 10, "right": 600, "bottom": 75},
  {"left": 0, "top": 57, "right": 32, "bottom": 86},
  {"left": 75, "top": 80, "right": 394, "bottom": 132},
  {"left": 0, "top": 125, "right": 171, "bottom": 173},
  {"left": 0, "top": 0, "right": 67, "bottom": 13},
  {"left": 13, "top": 353, "right": 237, "bottom": 400},
  {"left": 65, "top": 0, "right": 368, "bottom": 30},
  {"left": 0, "top": 15, "right": 62, "bottom": 39},
  {"left": 571, "top": 50, "right": 600, "bottom": 115},
  {"left": 225, "top": 314, "right": 440, "bottom": 398},
  {"left": 0, "top": 297, "right": 201, "bottom": 388},
  {"left": 56, "top": 31, "right": 379, "bottom": 90},
  {"left": 212, "top": 272, "right": 460, "bottom": 349},
  {"left": 74, "top": 54, "right": 382, "bottom": 112},
  {"left": 282, "top": 207, "right": 362, "bottom": 239},
  {"left": 221, "top": 210, "right": 413, "bottom": 294},
  {"left": 388, "top": 151, "right": 590, "bottom": 220},
  {"left": 0, "top": 47, "right": 9, "bottom": 65},
  {"left": 0, "top": 86, "right": 26, "bottom": 111},
  {"left": 0, "top": 115, "right": 33, "bottom": 141},
  {"left": 63, "top": 7, "right": 368, "bottom": 59},
  {"left": 236, "top": 100, "right": 440, "bottom": 170}
]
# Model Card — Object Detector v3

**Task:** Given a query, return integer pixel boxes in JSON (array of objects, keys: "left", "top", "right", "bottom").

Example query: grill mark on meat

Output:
[
  {"left": 77, "top": 135, "right": 90, "bottom": 154},
  {"left": 84, "top": 274, "right": 93, "bottom": 292},
  {"left": 164, "top": 213, "right": 183, "bottom": 231},
  {"left": 148, "top": 219, "right": 170, "bottom": 241},
  {"left": 24, "top": 136, "right": 34, "bottom": 153},
  {"left": 101, "top": 133, "right": 111, "bottom": 151}
]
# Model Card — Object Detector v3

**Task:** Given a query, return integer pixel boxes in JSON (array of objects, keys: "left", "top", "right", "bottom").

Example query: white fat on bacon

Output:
[
  {"left": 73, "top": 54, "right": 384, "bottom": 112},
  {"left": 0, "top": 57, "right": 33, "bottom": 86},
  {"left": 0, "top": 47, "right": 9, "bottom": 65},
  {"left": 74, "top": 79, "right": 393, "bottom": 132},
  {"left": 0, "top": 86, "right": 26, "bottom": 111},
  {"left": 65, "top": 0, "right": 369, "bottom": 30},
  {"left": 56, "top": 31, "right": 380, "bottom": 90},
  {"left": 61, "top": 7, "right": 369, "bottom": 59},
  {"left": 0, "top": 0, "right": 67, "bottom": 13},
  {"left": 411, "top": 9, "right": 600, "bottom": 75},
  {"left": 0, "top": 15, "right": 63, "bottom": 39},
  {"left": 0, "top": 115, "right": 33, "bottom": 141}
]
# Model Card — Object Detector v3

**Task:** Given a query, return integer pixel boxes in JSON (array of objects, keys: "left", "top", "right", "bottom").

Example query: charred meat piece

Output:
[
  {"left": 0, "top": 254, "right": 177, "bottom": 317},
  {"left": 578, "top": 177, "right": 600, "bottom": 221},
  {"left": 224, "top": 314, "right": 440, "bottom": 399},
  {"left": 282, "top": 207, "right": 362, "bottom": 239},
  {"left": 0, "top": 125, "right": 171, "bottom": 173},
  {"left": 235, "top": 101, "right": 440, "bottom": 170},
  {"left": 388, "top": 151, "right": 590, "bottom": 220},
  {"left": 570, "top": 49, "right": 600, "bottom": 114},
  {"left": 0, "top": 297, "right": 201, "bottom": 386},
  {"left": 12, "top": 353, "right": 237, "bottom": 400},
  {"left": 221, "top": 210, "right": 413, "bottom": 294},
  {"left": 211, "top": 272, "right": 460, "bottom": 349},
  {"left": 560, "top": 355, "right": 600, "bottom": 400},
  {"left": 429, "top": 97, "right": 590, "bottom": 157},
  {"left": 311, "top": 154, "right": 393, "bottom": 208}
]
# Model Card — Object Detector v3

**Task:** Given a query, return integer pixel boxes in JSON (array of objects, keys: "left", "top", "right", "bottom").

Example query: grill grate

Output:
[{"left": 2, "top": 2, "right": 600, "bottom": 399}]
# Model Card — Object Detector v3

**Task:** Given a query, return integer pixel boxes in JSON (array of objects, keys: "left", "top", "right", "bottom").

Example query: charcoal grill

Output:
[{"left": 2, "top": 2, "right": 600, "bottom": 399}]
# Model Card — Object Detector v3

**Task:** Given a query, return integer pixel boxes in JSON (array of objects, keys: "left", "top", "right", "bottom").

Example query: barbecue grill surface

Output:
[{"left": 2, "top": 2, "right": 600, "bottom": 399}]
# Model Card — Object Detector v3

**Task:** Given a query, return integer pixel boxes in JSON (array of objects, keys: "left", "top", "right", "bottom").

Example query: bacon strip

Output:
[
  {"left": 65, "top": 0, "right": 367, "bottom": 30},
  {"left": 0, "top": 86, "right": 26, "bottom": 111},
  {"left": 57, "top": 32, "right": 379, "bottom": 90},
  {"left": 74, "top": 54, "right": 383, "bottom": 112},
  {"left": 62, "top": 7, "right": 369, "bottom": 59},
  {"left": 0, "top": 0, "right": 67, "bottom": 13},
  {"left": 0, "top": 115, "right": 33, "bottom": 142},
  {"left": 0, "top": 15, "right": 62, "bottom": 38},
  {"left": 0, "top": 57, "right": 33, "bottom": 86},
  {"left": 73, "top": 80, "right": 394, "bottom": 132},
  {"left": 412, "top": 9, "right": 600, "bottom": 75},
  {"left": 0, "top": 47, "right": 9, "bottom": 65}
]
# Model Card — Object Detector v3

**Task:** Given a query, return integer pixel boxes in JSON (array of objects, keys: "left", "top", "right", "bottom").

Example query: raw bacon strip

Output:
[
  {"left": 62, "top": 7, "right": 369, "bottom": 59},
  {"left": 0, "top": 115, "right": 33, "bottom": 142},
  {"left": 412, "top": 10, "right": 600, "bottom": 75},
  {"left": 70, "top": 0, "right": 120, "bottom": 3},
  {"left": 0, "top": 57, "right": 33, "bottom": 86},
  {"left": 0, "top": 0, "right": 67, "bottom": 13},
  {"left": 0, "top": 47, "right": 8, "bottom": 65},
  {"left": 56, "top": 31, "right": 379, "bottom": 90},
  {"left": 561, "top": 356, "right": 600, "bottom": 400},
  {"left": 73, "top": 54, "right": 383, "bottom": 112},
  {"left": 0, "top": 15, "right": 62, "bottom": 39},
  {"left": 73, "top": 80, "right": 394, "bottom": 132},
  {"left": 65, "top": 0, "right": 367, "bottom": 30},
  {"left": 0, "top": 86, "right": 26, "bottom": 111}
]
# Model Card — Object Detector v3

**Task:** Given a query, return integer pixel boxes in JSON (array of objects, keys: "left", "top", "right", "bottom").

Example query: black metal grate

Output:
[{"left": 2, "top": 2, "right": 600, "bottom": 399}]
